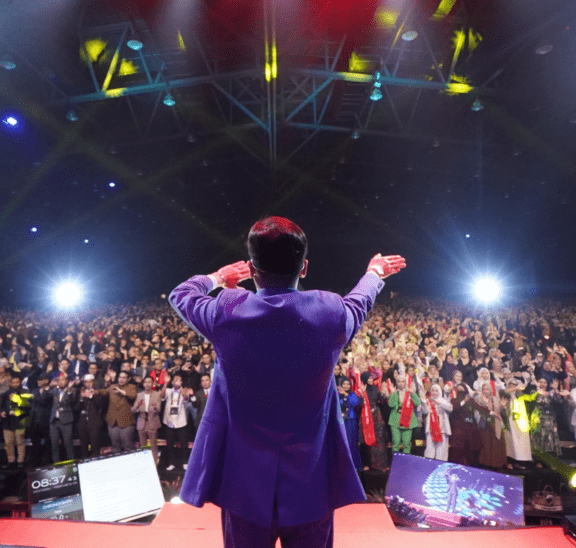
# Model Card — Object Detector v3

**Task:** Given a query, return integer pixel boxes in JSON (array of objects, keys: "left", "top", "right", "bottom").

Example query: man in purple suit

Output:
[{"left": 169, "top": 216, "right": 406, "bottom": 548}]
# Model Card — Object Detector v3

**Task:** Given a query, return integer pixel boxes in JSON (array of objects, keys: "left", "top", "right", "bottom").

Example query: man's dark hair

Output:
[
  {"left": 247, "top": 216, "right": 308, "bottom": 276},
  {"left": 201, "top": 373, "right": 211, "bottom": 381}
]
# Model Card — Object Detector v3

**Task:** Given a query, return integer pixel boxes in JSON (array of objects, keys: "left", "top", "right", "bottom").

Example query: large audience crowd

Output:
[{"left": 2, "top": 296, "right": 576, "bottom": 477}]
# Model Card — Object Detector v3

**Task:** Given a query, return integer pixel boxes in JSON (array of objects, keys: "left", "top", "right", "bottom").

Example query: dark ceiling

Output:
[{"left": 1, "top": 0, "right": 575, "bottom": 308}]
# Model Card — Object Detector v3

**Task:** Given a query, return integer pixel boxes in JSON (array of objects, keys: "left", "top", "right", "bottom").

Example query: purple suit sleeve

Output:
[
  {"left": 169, "top": 275, "right": 218, "bottom": 341},
  {"left": 343, "top": 273, "right": 385, "bottom": 345}
]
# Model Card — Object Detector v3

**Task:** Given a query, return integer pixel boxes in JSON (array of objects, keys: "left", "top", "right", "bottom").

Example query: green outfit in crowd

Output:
[{"left": 388, "top": 390, "right": 420, "bottom": 454}]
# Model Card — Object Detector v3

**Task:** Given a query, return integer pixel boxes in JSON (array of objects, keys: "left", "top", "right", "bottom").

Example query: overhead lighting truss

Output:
[{"left": 38, "top": 3, "right": 509, "bottom": 172}]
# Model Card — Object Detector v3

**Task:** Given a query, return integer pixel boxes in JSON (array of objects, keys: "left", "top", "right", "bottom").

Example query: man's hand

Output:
[
  {"left": 367, "top": 254, "right": 406, "bottom": 280},
  {"left": 210, "top": 261, "right": 251, "bottom": 289}
]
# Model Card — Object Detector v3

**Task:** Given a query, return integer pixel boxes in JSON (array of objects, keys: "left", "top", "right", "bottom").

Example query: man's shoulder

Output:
[{"left": 214, "top": 287, "right": 332, "bottom": 308}]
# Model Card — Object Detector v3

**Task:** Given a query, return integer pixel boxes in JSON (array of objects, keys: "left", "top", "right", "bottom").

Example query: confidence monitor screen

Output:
[
  {"left": 384, "top": 453, "right": 525, "bottom": 528},
  {"left": 29, "top": 449, "right": 165, "bottom": 522}
]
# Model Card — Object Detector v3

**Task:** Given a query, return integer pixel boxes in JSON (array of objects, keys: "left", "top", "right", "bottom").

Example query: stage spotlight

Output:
[
  {"left": 401, "top": 29, "right": 418, "bottom": 41},
  {"left": 3, "top": 116, "right": 18, "bottom": 127},
  {"left": 127, "top": 39, "right": 143, "bottom": 51},
  {"left": 163, "top": 92, "right": 176, "bottom": 107},
  {"left": 108, "top": 182, "right": 116, "bottom": 188},
  {"left": 473, "top": 277, "right": 501, "bottom": 303},
  {"left": 54, "top": 282, "right": 83, "bottom": 308},
  {"left": 570, "top": 474, "right": 576, "bottom": 489},
  {"left": 471, "top": 99, "right": 484, "bottom": 111},
  {"left": 30, "top": 226, "right": 38, "bottom": 233},
  {"left": 370, "top": 88, "right": 383, "bottom": 101},
  {"left": 0, "top": 55, "right": 16, "bottom": 70},
  {"left": 66, "top": 109, "right": 79, "bottom": 122}
]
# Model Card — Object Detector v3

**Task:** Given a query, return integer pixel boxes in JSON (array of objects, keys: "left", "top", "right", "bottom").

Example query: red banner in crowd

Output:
[
  {"left": 361, "top": 391, "right": 376, "bottom": 446},
  {"left": 399, "top": 391, "right": 413, "bottom": 428},
  {"left": 428, "top": 398, "right": 443, "bottom": 443}
]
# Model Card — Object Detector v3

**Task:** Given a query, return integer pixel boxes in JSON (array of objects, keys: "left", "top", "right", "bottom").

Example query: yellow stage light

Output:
[
  {"left": 433, "top": 0, "right": 458, "bottom": 20},
  {"left": 445, "top": 74, "right": 473, "bottom": 95},
  {"left": 376, "top": 8, "right": 398, "bottom": 29},
  {"left": 177, "top": 31, "right": 186, "bottom": 52},
  {"left": 118, "top": 59, "right": 138, "bottom": 76},
  {"left": 349, "top": 52, "right": 371, "bottom": 73},
  {"left": 104, "top": 88, "right": 127, "bottom": 98},
  {"left": 80, "top": 38, "right": 107, "bottom": 65}
]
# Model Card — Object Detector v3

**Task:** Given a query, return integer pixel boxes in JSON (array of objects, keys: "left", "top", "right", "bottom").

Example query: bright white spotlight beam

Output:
[
  {"left": 473, "top": 277, "right": 501, "bottom": 303},
  {"left": 54, "top": 282, "right": 83, "bottom": 307}
]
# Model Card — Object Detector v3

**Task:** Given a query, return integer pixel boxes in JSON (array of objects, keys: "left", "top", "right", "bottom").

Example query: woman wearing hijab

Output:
[
  {"left": 388, "top": 375, "right": 420, "bottom": 455},
  {"left": 502, "top": 378, "right": 532, "bottom": 469},
  {"left": 527, "top": 377, "right": 563, "bottom": 458},
  {"left": 420, "top": 384, "right": 453, "bottom": 461},
  {"left": 473, "top": 382, "right": 507, "bottom": 469},
  {"left": 337, "top": 376, "right": 363, "bottom": 471},
  {"left": 448, "top": 376, "right": 481, "bottom": 466},
  {"left": 473, "top": 367, "right": 504, "bottom": 394},
  {"left": 358, "top": 371, "right": 389, "bottom": 471}
]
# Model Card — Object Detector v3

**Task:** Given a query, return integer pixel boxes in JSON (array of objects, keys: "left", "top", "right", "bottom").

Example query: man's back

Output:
[
  {"left": 207, "top": 287, "right": 347, "bottom": 430},
  {"left": 170, "top": 273, "right": 384, "bottom": 527}
]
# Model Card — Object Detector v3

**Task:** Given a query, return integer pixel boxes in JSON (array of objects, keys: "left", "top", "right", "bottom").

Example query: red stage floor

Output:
[{"left": 0, "top": 502, "right": 573, "bottom": 548}]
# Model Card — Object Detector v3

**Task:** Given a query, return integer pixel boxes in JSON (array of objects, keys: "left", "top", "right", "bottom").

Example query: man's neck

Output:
[{"left": 253, "top": 271, "right": 299, "bottom": 291}]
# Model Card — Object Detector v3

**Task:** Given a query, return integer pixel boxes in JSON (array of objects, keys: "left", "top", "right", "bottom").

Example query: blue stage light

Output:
[
  {"left": 30, "top": 226, "right": 38, "bottom": 233},
  {"left": 127, "top": 39, "right": 143, "bottom": 51},
  {"left": 163, "top": 92, "right": 176, "bottom": 107},
  {"left": 53, "top": 281, "right": 83, "bottom": 307},
  {"left": 108, "top": 182, "right": 116, "bottom": 188},
  {"left": 3, "top": 116, "right": 18, "bottom": 127},
  {"left": 370, "top": 88, "right": 383, "bottom": 101},
  {"left": 473, "top": 277, "right": 501, "bottom": 303}
]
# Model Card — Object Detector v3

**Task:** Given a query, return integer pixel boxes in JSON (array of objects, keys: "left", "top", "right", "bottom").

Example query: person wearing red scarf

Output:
[
  {"left": 388, "top": 375, "right": 420, "bottom": 454},
  {"left": 358, "top": 371, "right": 389, "bottom": 472},
  {"left": 420, "top": 384, "right": 453, "bottom": 461}
]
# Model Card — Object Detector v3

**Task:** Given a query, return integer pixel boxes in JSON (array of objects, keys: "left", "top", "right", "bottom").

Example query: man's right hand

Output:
[
  {"left": 210, "top": 261, "right": 251, "bottom": 289},
  {"left": 367, "top": 254, "right": 406, "bottom": 279}
]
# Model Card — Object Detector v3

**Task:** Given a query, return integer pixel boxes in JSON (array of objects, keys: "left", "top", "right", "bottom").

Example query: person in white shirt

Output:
[
  {"left": 161, "top": 374, "right": 191, "bottom": 470},
  {"left": 420, "top": 384, "right": 453, "bottom": 461}
]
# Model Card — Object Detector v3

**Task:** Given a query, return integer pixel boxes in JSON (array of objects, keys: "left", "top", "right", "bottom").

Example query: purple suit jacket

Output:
[{"left": 169, "top": 273, "right": 384, "bottom": 527}]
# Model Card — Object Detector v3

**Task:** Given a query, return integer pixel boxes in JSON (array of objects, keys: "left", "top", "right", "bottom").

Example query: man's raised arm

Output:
[
  {"left": 169, "top": 261, "right": 251, "bottom": 339},
  {"left": 343, "top": 254, "right": 406, "bottom": 344}
]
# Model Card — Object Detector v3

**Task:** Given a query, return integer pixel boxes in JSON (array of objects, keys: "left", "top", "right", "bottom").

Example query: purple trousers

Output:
[{"left": 221, "top": 499, "right": 334, "bottom": 548}]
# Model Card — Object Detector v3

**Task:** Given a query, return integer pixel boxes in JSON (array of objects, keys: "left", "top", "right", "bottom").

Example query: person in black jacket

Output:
[
  {"left": 49, "top": 374, "right": 77, "bottom": 463},
  {"left": 29, "top": 373, "right": 53, "bottom": 466}
]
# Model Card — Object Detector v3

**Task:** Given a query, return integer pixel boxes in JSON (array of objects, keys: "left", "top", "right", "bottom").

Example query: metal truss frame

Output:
[{"left": 36, "top": 1, "right": 521, "bottom": 173}]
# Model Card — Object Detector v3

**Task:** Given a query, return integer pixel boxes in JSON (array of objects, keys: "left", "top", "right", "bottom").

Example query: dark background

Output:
[{"left": 1, "top": 0, "right": 575, "bottom": 309}]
